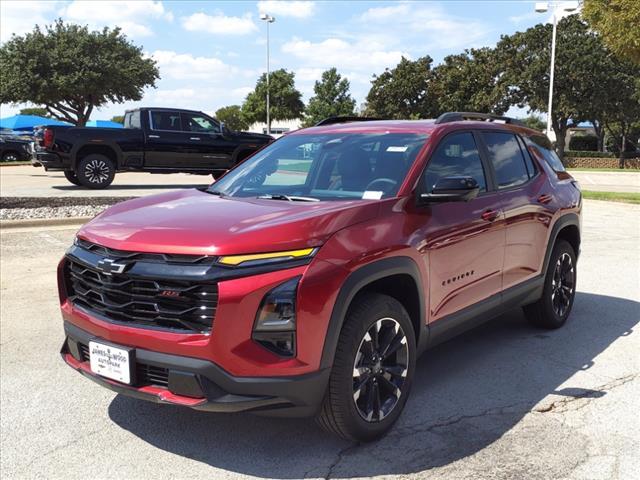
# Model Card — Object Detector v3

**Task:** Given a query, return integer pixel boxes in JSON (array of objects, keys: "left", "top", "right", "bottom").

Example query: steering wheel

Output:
[{"left": 365, "top": 178, "right": 397, "bottom": 192}]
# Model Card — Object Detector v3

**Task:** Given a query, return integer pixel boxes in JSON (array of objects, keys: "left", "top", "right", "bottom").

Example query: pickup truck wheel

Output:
[
  {"left": 63, "top": 170, "right": 82, "bottom": 186},
  {"left": 77, "top": 154, "right": 115, "bottom": 189},
  {"left": 2, "top": 151, "right": 20, "bottom": 162},
  {"left": 524, "top": 239, "right": 576, "bottom": 329},
  {"left": 316, "top": 293, "right": 416, "bottom": 442},
  {"left": 211, "top": 170, "right": 227, "bottom": 180}
]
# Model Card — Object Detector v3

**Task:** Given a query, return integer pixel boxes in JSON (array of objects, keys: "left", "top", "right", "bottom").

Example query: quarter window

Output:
[
  {"left": 483, "top": 132, "right": 529, "bottom": 189},
  {"left": 423, "top": 132, "right": 487, "bottom": 193},
  {"left": 528, "top": 135, "right": 566, "bottom": 172}
]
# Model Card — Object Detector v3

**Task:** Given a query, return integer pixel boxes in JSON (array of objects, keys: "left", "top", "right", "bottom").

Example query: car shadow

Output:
[
  {"left": 52, "top": 184, "right": 208, "bottom": 191},
  {"left": 108, "top": 292, "right": 638, "bottom": 478}
]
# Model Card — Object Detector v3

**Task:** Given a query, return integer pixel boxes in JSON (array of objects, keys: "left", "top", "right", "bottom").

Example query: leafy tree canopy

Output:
[
  {"left": 303, "top": 68, "right": 356, "bottom": 127},
  {"left": 19, "top": 107, "right": 51, "bottom": 118},
  {"left": 431, "top": 48, "right": 510, "bottom": 115},
  {"left": 215, "top": 105, "right": 249, "bottom": 131},
  {"left": 582, "top": 0, "right": 640, "bottom": 65},
  {"left": 242, "top": 69, "right": 304, "bottom": 129},
  {"left": 0, "top": 20, "right": 159, "bottom": 126},
  {"left": 521, "top": 115, "right": 546, "bottom": 132},
  {"left": 364, "top": 56, "right": 438, "bottom": 119},
  {"left": 110, "top": 115, "right": 124, "bottom": 124}
]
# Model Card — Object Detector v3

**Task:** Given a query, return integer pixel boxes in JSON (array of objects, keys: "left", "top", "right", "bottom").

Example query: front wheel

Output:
[
  {"left": 63, "top": 170, "right": 82, "bottom": 186},
  {"left": 524, "top": 239, "right": 577, "bottom": 329},
  {"left": 316, "top": 293, "right": 416, "bottom": 442},
  {"left": 76, "top": 154, "right": 115, "bottom": 189}
]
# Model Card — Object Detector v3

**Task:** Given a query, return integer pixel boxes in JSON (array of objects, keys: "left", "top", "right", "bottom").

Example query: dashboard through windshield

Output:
[{"left": 208, "top": 132, "right": 429, "bottom": 201}]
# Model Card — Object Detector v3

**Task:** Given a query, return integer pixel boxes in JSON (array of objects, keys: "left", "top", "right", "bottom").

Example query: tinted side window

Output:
[
  {"left": 182, "top": 113, "right": 220, "bottom": 134},
  {"left": 150, "top": 111, "right": 182, "bottom": 131},
  {"left": 483, "top": 132, "right": 529, "bottom": 188},
  {"left": 528, "top": 135, "right": 566, "bottom": 172},
  {"left": 423, "top": 132, "right": 487, "bottom": 193}
]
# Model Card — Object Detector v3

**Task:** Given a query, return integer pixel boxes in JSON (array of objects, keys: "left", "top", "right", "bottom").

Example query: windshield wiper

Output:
[
  {"left": 257, "top": 194, "right": 320, "bottom": 202},
  {"left": 204, "top": 189, "right": 224, "bottom": 197}
]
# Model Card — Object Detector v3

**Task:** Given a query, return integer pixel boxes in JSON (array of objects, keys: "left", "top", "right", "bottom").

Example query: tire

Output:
[
  {"left": 316, "top": 293, "right": 416, "bottom": 442},
  {"left": 63, "top": 170, "right": 82, "bottom": 186},
  {"left": 524, "top": 239, "right": 577, "bottom": 329},
  {"left": 76, "top": 154, "right": 115, "bottom": 189},
  {"left": 211, "top": 170, "right": 228, "bottom": 180},
  {"left": 2, "top": 151, "right": 20, "bottom": 162}
]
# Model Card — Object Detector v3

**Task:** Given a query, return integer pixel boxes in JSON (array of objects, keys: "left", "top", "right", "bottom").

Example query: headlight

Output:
[
  {"left": 218, "top": 248, "right": 316, "bottom": 267},
  {"left": 252, "top": 276, "right": 300, "bottom": 357}
]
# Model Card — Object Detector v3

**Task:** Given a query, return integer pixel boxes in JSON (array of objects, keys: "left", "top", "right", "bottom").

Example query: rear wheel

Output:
[
  {"left": 2, "top": 151, "right": 20, "bottom": 162},
  {"left": 63, "top": 170, "right": 81, "bottom": 186},
  {"left": 316, "top": 293, "right": 416, "bottom": 442},
  {"left": 524, "top": 239, "right": 576, "bottom": 329},
  {"left": 76, "top": 154, "right": 115, "bottom": 189}
]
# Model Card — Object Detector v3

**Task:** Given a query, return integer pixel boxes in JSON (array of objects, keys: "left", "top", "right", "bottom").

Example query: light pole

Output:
[
  {"left": 535, "top": 1, "right": 580, "bottom": 141},
  {"left": 260, "top": 13, "right": 275, "bottom": 135}
]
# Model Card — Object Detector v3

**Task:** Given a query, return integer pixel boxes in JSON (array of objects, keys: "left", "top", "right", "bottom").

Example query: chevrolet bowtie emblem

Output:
[{"left": 96, "top": 258, "right": 127, "bottom": 275}]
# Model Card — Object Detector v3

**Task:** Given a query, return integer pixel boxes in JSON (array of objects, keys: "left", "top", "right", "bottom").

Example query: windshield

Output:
[{"left": 209, "top": 132, "right": 428, "bottom": 201}]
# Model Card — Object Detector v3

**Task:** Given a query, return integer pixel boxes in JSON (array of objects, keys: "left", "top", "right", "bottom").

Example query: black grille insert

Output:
[
  {"left": 78, "top": 342, "right": 169, "bottom": 387},
  {"left": 65, "top": 258, "right": 217, "bottom": 334}
]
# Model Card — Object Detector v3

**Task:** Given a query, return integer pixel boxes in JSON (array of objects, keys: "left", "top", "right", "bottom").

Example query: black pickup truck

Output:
[{"left": 33, "top": 107, "right": 272, "bottom": 188}]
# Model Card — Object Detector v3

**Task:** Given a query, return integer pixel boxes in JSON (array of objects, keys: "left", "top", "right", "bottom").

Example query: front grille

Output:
[
  {"left": 77, "top": 342, "right": 169, "bottom": 387},
  {"left": 65, "top": 257, "right": 218, "bottom": 334}
]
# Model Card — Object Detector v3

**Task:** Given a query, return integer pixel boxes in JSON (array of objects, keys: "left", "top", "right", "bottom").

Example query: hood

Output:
[
  {"left": 78, "top": 189, "right": 379, "bottom": 256},
  {"left": 234, "top": 131, "right": 273, "bottom": 143}
]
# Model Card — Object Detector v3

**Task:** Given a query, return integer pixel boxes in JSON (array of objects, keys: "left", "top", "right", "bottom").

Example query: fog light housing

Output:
[{"left": 252, "top": 276, "right": 300, "bottom": 357}]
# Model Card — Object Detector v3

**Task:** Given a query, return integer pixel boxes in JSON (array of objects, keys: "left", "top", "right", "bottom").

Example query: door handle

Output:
[
  {"left": 148, "top": 134, "right": 160, "bottom": 139},
  {"left": 190, "top": 137, "right": 201, "bottom": 141},
  {"left": 481, "top": 209, "right": 500, "bottom": 222},
  {"left": 537, "top": 194, "right": 553, "bottom": 204}
]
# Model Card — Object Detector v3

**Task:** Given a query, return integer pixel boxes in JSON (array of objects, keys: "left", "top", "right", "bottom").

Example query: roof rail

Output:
[
  {"left": 314, "top": 116, "right": 383, "bottom": 127},
  {"left": 434, "top": 112, "right": 525, "bottom": 127}
]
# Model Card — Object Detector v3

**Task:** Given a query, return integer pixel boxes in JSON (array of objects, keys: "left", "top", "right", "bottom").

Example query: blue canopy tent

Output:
[
  {"left": 0, "top": 115, "right": 71, "bottom": 132},
  {"left": 86, "top": 120, "right": 123, "bottom": 128}
]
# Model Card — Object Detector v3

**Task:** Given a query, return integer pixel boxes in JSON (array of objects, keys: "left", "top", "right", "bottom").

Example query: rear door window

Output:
[
  {"left": 150, "top": 111, "right": 182, "bottom": 131},
  {"left": 482, "top": 132, "right": 529, "bottom": 189}
]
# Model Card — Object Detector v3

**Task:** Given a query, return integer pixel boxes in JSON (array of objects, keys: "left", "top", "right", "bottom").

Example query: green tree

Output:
[
  {"left": 431, "top": 48, "right": 510, "bottom": 115},
  {"left": 364, "top": 56, "right": 438, "bottom": 119},
  {"left": 302, "top": 68, "right": 356, "bottom": 127},
  {"left": 215, "top": 105, "right": 248, "bottom": 131},
  {"left": 521, "top": 115, "right": 546, "bottom": 131},
  {"left": 582, "top": 0, "right": 640, "bottom": 65},
  {"left": 242, "top": 69, "right": 304, "bottom": 131},
  {"left": 0, "top": 20, "right": 159, "bottom": 126},
  {"left": 19, "top": 107, "right": 51, "bottom": 118},
  {"left": 496, "top": 16, "right": 610, "bottom": 159},
  {"left": 110, "top": 115, "right": 124, "bottom": 124}
]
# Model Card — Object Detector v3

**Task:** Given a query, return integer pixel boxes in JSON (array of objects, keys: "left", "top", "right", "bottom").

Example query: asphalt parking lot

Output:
[{"left": 1, "top": 199, "right": 639, "bottom": 479}]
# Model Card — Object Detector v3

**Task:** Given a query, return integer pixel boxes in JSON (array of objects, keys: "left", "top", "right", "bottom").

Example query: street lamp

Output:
[
  {"left": 260, "top": 13, "right": 276, "bottom": 136},
  {"left": 534, "top": 1, "right": 580, "bottom": 141}
]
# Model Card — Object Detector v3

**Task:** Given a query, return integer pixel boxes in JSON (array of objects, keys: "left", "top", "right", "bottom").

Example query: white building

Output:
[{"left": 248, "top": 118, "right": 303, "bottom": 138}]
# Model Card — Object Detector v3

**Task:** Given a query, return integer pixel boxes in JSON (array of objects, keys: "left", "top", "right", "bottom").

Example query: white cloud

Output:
[
  {"left": 256, "top": 1, "right": 315, "bottom": 19},
  {"left": 150, "top": 50, "right": 254, "bottom": 82},
  {"left": 181, "top": 12, "right": 257, "bottom": 35},
  {"left": 60, "top": 1, "right": 173, "bottom": 38},
  {"left": 0, "top": 1, "right": 59, "bottom": 42},
  {"left": 282, "top": 37, "right": 408, "bottom": 73}
]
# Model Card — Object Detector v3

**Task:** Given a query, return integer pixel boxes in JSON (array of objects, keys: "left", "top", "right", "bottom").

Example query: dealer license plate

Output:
[{"left": 88, "top": 341, "right": 132, "bottom": 384}]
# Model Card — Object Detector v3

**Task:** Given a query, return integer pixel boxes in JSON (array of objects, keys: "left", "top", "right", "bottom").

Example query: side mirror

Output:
[{"left": 419, "top": 176, "right": 480, "bottom": 204}]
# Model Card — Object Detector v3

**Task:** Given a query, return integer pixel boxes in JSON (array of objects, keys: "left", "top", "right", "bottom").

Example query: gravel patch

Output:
[{"left": 0, "top": 196, "right": 136, "bottom": 220}]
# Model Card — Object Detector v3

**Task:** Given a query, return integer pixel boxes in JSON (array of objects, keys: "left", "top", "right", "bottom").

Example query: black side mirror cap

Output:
[{"left": 419, "top": 176, "right": 480, "bottom": 204}]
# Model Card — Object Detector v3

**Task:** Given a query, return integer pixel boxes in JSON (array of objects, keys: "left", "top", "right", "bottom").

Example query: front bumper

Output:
[{"left": 61, "top": 321, "right": 330, "bottom": 417}]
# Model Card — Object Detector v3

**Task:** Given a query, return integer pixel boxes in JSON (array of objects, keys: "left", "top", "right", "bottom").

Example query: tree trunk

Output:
[
  {"left": 619, "top": 132, "right": 626, "bottom": 169},
  {"left": 591, "top": 119, "right": 605, "bottom": 152}
]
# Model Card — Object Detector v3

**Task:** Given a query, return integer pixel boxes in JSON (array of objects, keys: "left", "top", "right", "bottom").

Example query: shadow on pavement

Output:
[
  {"left": 52, "top": 184, "right": 208, "bottom": 191},
  {"left": 109, "top": 292, "right": 638, "bottom": 478}
]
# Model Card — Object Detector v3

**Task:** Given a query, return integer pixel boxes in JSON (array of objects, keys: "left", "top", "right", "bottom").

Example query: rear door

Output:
[
  {"left": 418, "top": 131, "right": 506, "bottom": 323},
  {"left": 180, "top": 112, "right": 237, "bottom": 171},
  {"left": 144, "top": 110, "right": 194, "bottom": 168},
  {"left": 480, "top": 130, "right": 551, "bottom": 289}
]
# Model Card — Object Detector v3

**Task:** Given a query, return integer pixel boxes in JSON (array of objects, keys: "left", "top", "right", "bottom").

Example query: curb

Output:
[
  {"left": 0, "top": 162, "right": 32, "bottom": 167},
  {"left": 0, "top": 216, "right": 91, "bottom": 230}
]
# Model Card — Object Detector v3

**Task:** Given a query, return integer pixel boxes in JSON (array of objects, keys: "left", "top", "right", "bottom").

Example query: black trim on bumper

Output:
[
  {"left": 62, "top": 321, "right": 330, "bottom": 417},
  {"left": 36, "top": 152, "right": 68, "bottom": 170}
]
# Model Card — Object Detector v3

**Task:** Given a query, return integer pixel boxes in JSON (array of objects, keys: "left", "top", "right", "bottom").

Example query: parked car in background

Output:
[
  {"left": 33, "top": 108, "right": 273, "bottom": 188},
  {"left": 0, "top": 132, "right": 33, "bottom": 162},
  {"left": 58, "top": 112, "right": 582, "bottom": 441}
]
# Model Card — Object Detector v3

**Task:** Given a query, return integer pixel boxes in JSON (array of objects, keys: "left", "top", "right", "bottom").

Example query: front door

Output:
[
  {"left": 181, "top": 112, "right": 235, "bottom": 171},
  {"left": 417, "top": 131, "right": 506, "bottom": 323}
]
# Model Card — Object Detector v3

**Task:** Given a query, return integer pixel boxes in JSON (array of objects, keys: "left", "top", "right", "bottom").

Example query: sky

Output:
[{"left": 0, "top": 0, "right": 564, "bottom": 121}]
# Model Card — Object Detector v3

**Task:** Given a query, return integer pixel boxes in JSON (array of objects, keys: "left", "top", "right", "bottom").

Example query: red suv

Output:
[{"left": 59, "top": 113, "right": 581, "bottom": 441}]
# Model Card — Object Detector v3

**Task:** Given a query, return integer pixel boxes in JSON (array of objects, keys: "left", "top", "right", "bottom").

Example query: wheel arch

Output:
[
  {"left": 319, "top": 256, "right": 426, "bottom": 370},
  {"left": 73, "top": 143, "right": 121, "bottom": 170},
  {"left": 543, "top": 213, "right": 581, "bottom": 277}
]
